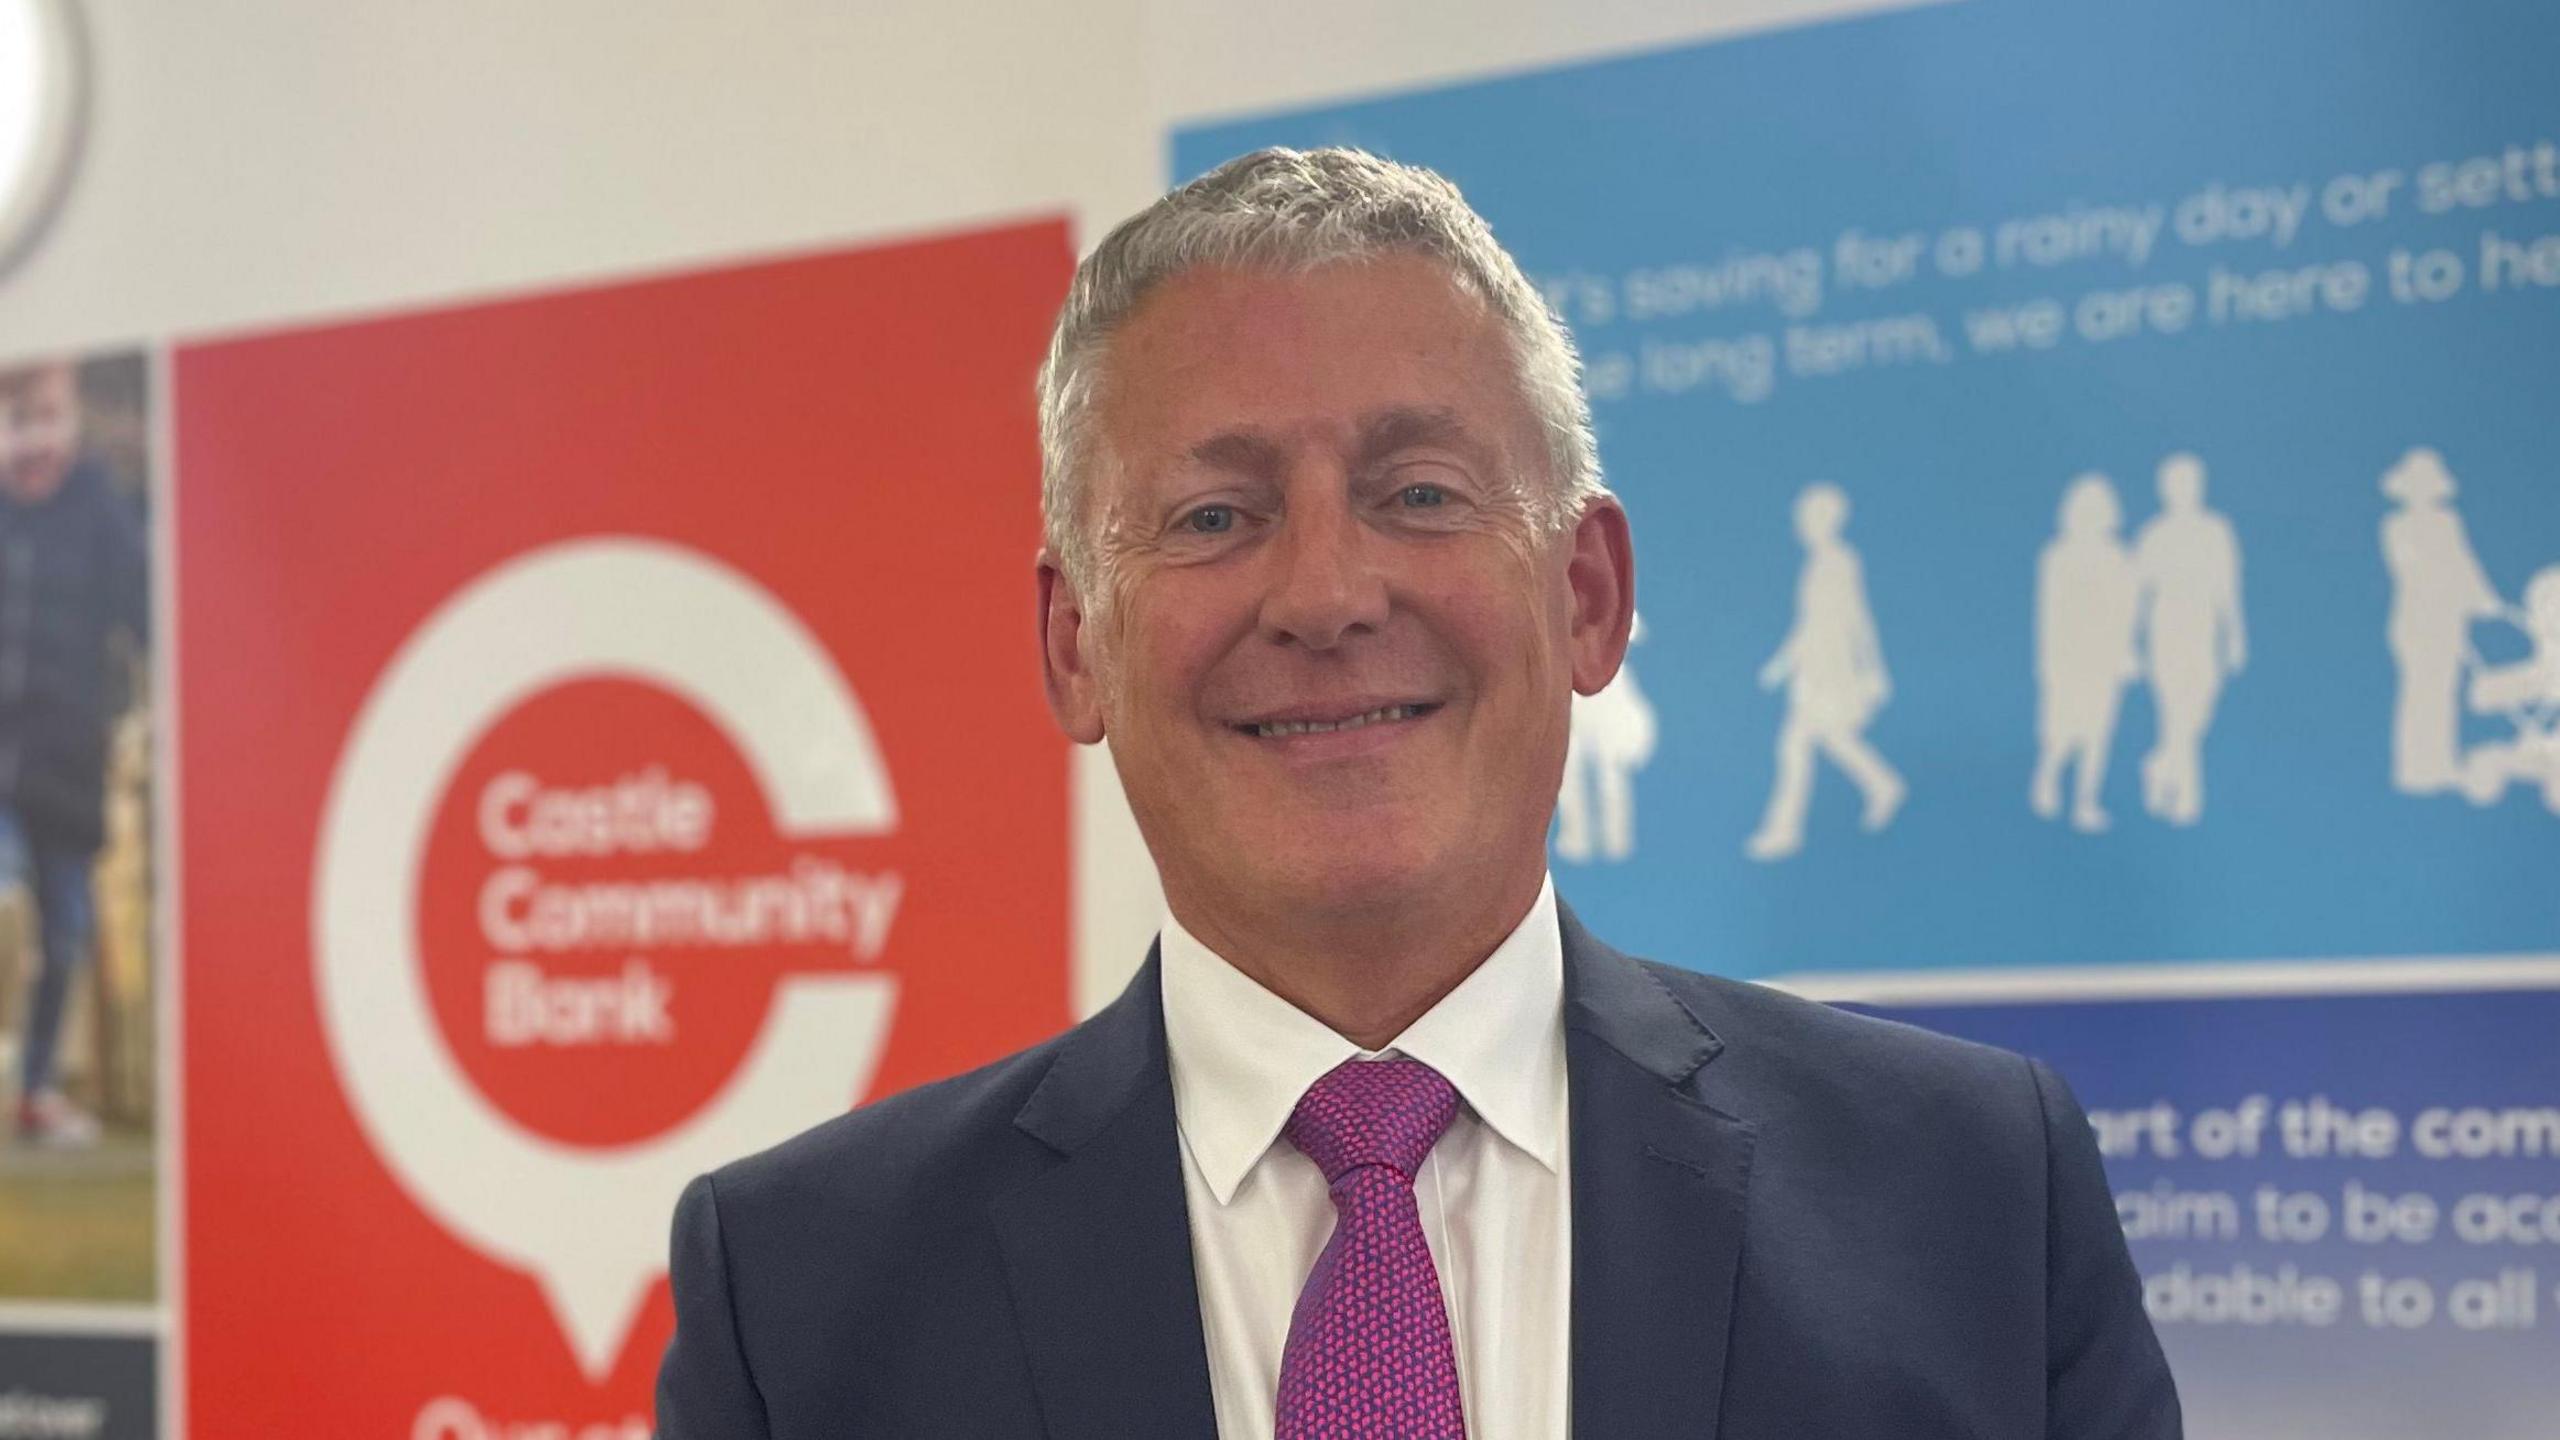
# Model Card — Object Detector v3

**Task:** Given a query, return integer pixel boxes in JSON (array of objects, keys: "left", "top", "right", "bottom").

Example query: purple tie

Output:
[{"left": 1274, "top": 1057, "right": 1469, "bottom": 1440}]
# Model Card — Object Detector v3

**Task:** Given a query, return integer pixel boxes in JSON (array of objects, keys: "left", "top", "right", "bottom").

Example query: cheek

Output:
[
  {"left": 1437, "top": 549, "right": 1573, "bottom": 684},
  {"left": 1105, "top": 590, "right": 1236, "bottom": 730}
]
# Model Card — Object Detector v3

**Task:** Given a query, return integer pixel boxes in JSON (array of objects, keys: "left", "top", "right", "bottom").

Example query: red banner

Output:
[{"left": 177, "top": 222, "right": 1073, "bottom": 1434}]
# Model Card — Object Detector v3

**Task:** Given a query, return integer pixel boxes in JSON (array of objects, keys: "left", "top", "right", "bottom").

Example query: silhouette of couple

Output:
[{"left": 2031, "top": 455, "right": 2246, "bottom": 833}]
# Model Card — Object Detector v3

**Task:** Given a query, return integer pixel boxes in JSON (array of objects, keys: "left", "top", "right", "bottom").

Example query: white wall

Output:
[{"left": 0, "top": 0, "right": 1936, "bottom": 1015}]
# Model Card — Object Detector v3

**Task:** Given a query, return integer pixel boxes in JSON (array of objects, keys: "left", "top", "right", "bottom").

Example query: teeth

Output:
[{"left": 1253, "top": 704, "right": 1422, "bottom": 738}]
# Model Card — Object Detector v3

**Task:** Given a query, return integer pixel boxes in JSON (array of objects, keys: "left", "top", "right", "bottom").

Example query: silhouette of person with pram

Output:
[{"left": 2376, "top": 446, "right": 2557, "bottom": 815}]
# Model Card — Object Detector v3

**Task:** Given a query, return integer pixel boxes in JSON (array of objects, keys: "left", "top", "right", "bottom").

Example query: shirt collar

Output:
[{"left": 1158, "top": 875, "right": 1567, "bottom": 1205}]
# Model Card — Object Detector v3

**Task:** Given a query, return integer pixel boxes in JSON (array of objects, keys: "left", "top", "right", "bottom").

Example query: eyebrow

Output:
[
  {"left": 1182, "top": 405, "right": 1479, "bottom": 479},
  {"left": 1356, "top": 405, "right": 1474, "bottom": 466},
  {"left": 1186, "top": 430, "right": 1287, "bottom": 478}
]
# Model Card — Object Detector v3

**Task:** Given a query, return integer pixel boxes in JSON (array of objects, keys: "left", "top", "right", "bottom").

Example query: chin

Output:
[{"left": 1250, "top": 819, "right": 1452, "bottom": 911}]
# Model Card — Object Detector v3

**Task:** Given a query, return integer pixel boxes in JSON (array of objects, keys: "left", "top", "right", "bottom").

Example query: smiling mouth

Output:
[{"left": 1236, "top": 703, "right": 1439, "bottom": 739}]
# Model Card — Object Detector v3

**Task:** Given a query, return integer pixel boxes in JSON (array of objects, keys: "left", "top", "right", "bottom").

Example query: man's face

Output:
[
  {"left": 1040, "top": 256, "right": 1632, "bottom": 925},
  {"left": 0, "top": 365, "right": 81, "bottom": 505}
]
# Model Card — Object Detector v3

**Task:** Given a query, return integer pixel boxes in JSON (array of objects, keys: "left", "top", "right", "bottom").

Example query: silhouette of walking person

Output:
[
  {"left": 1747, "top": 484, "right": 1905, "bottom": 860},
  {"left": 1557, "top": 615, "right": 1657, "bottom": 862},
  {"left": 2132, "top": 453, "right": 2245, "bottom": 826},
  {"left": 2379, "top": 446, "right": 2502, "bottom": 795},
  {"left": 2031, "top": 474, "right": 2141, "bottom": 832}
]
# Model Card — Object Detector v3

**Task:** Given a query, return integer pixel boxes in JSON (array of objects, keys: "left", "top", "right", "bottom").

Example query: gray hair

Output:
[{"left": 1036, "top": 146, "right": 1607, "bottom": 596}]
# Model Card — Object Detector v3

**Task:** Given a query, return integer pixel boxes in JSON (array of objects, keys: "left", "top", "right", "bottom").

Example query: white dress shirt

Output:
[{"left": 1159, "top": 876, "right": 1572, "bottom": 1440}]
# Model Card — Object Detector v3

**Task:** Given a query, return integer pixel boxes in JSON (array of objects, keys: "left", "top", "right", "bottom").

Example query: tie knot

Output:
[{"left": 1284, "top": 1057, "right": 1460, "bottom": 1184}]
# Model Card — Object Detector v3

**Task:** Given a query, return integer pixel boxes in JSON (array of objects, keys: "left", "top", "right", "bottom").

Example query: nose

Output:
[{"left": 1257, "top": 489, "right": 1388, "bottom": 651}]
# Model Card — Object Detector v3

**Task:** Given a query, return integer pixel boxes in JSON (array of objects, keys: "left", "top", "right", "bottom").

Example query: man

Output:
[
  {"left": 658, "top": 149, "right": 2179, "bottom": 1438},
  {"left": 2133, "top": 453, "right": 2245, "bottom": 827},
  {"left": 1, "top": 360, "right": 148, "bottom": 1147}
]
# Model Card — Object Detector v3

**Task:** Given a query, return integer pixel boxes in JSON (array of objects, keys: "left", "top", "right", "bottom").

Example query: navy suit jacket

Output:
[{"left": 657, "top": 904, "right": 2179, "bottom": 1437}]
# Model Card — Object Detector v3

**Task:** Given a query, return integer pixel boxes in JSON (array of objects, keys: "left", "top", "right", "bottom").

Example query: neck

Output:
[{"left": 1166, "top": 859, "right": 1546, "bottom": 1051}]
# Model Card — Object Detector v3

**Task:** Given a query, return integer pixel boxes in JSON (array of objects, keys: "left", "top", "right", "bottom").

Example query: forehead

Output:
[{"left": 1094, "top": 255, "right": 1531, "bottom": 476}]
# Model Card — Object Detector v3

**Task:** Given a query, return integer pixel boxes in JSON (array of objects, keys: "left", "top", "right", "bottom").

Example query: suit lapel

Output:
[
  {"left": 1562, "top": 904, "right": 1757, "bottom": 1440},
  {"left": 990, "top": 950, "right": 1218, "bottom": 1440}
]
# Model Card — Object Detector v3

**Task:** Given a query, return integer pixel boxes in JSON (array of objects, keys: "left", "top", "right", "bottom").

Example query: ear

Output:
[
  {"left": 1036, "top": 551, "right": 1108, "bottom": 744},
  {"left": 1564, "top": 498, "right": 1637, "bottom": 696}
]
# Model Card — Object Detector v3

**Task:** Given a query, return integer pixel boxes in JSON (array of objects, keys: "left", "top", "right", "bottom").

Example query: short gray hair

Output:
[{"left": 1036, "top": 146, "right": 1607, "bottom": 594}]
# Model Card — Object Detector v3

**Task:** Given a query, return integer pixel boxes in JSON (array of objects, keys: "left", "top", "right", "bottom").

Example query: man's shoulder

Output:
[
  {"left": 704, "top": 1020, "right": 1080, "bottom": 1229},
  {"left": 1627, "top": 955, "right": 2046, "bottom": 1117}
]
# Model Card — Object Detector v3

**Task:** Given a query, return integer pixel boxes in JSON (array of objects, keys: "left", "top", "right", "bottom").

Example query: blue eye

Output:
[
  {"left": 1183, "top": 505, "right": 1235, "bottom": 534},
  {"left": 1400, "top": 484, "right": 1447, "bottom": 508}
]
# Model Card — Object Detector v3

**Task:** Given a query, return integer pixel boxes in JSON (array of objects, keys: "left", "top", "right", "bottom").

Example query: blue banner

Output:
[
  {"left": 1178, "top": 0, "right": 2560, "bottom": 980},
  {"left": 1179, "top": 3, "right": 2560, "bottom": 1433}
]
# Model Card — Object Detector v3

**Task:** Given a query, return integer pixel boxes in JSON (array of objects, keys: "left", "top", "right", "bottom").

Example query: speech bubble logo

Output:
[{"left": 313, "top": 537, "right": 899, "bottom": 1382}]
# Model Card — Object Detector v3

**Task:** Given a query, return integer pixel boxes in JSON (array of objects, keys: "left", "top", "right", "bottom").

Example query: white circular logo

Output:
[{"left": 313, "top": 537, "right": 900, "bottom": 1380}]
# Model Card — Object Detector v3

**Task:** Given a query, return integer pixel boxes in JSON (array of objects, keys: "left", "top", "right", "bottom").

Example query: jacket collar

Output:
[
  {"left": 1560, "top": 902, "right": 1757, "bottom": 1440},
  {"left": 993, "top": 946, "right": 1220, "bottom": 1439},
  {"left": 1009, "top": 942, "right": 1172, "bottom": 1156},
  {"left": 1559, "top": 899, "right": 1725, "bottom": 1085}
]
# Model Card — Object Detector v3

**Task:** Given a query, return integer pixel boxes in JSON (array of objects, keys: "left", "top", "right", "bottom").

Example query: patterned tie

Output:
[{"left": 1274, "top": 1056, "right": 1469, "bottom": 1440}]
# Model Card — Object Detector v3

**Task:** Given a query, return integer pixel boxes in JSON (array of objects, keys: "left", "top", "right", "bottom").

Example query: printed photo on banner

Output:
[{"left": 0, "top": 348, "right": 156, "bottom": 1306}]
